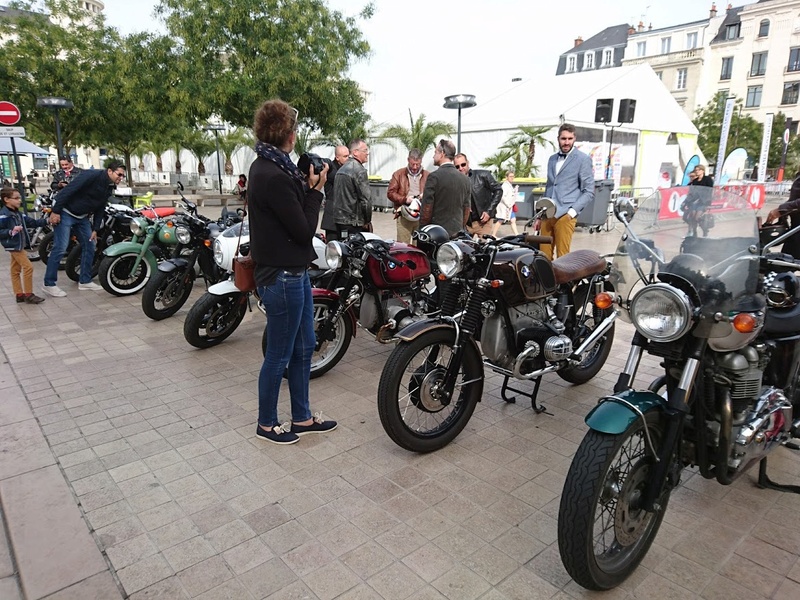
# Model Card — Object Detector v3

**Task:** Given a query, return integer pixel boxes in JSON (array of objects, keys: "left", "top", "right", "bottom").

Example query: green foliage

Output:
[
  {"left": 154, "top": 0, "right": 373, "bottom": 133},
  {"left": 180, "top": 129, "right": 217, "bottom": 175},
  {"left": 380, "top": 112, "right": 455, "bottom": 155},
  {"left": 693, "top": 92, "right": 762, "bottom": 167},
  {"left": 216, "top": 128, "right": 253, "bottom": 175},
  {"left": 480, "top": 125, "right": 553, "bottom": 177}
]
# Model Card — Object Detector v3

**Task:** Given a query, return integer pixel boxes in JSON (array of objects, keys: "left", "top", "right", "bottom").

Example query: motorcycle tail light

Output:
[
  {"left": 594, "top": 292, "right": 613, "bottom": 309},
  {"left": 733, "top": 313, "right": 756, "bottom": 333}
]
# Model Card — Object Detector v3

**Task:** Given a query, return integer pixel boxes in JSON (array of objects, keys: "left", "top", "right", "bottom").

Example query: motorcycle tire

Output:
[
  {"left": 64, "top": 242, "right": 102, "bottom": 282},
  {"left": 377, "top": 328, "right": 483, "bottom": 453},
  {"left": 558, "top": 409, "right": 669, "bottom": 590},
  {"left": 260, "top": 297, "right": 353, "bottom": 379},
  {"left": 38, "top": 231, "right": 75, "bottom": 270},
  {"left": 142, "top": 267, "right": 195, "bottom": 321},
  {"left": 559, "top": 286, "right": 615, "bottom": 385},
  {"left": 98, "top": 252, "right": 152, "bottom": 296},
  {"left": 184, "top": 291, "right": 248, "bottom": 349}
]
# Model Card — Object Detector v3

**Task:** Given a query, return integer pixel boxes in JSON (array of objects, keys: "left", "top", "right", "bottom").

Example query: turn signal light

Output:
[
  {"left": 733, "top": 313, "right": 756, "bottom": 333},
  {"left": 437, "top": 274, "right": 447, "bottom": 281},
  {"left": 166, "top": 220, "right": 174, "bottom": 227},
  {"left": 204, "top": 239, "right": 212, "bottom": 247},
  {"left": 490, "top": 280, "right": 503, "bottom": 288},
  {"left": 594, "top": 292, "right": 614, "bottom": 309}
]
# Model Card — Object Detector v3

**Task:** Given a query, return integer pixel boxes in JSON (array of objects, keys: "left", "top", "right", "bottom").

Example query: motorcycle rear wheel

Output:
[
  {"left": 377, "top": 328, "right": 483, "bottom": 453},
  {"left": 260, "top": 297, "right": 353, "bottom": 379},
  {"left": 99, "top": 252, "right": 152, "bottom": 296},
  {"left": 558, "top": 410, "right": 668, "bottom": 590},
  {"left": 38, "top": 231, "right": 74, "bottom": 270},
  {"left": 65, "top": 242, "right": 101, "bottom": 282},
  {"left": 184, "top": 291, "right": 247, "bottom": 349},
  {"left": 142, "top": 267, "right": 195, "bottom": 321},
  {"left": 559, "top": 287, "right": 615, "bottom": 385}
]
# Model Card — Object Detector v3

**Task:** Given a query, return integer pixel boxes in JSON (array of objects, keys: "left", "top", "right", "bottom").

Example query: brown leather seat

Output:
[{"left": 551, "top": 249, "right": 607, "bottom": 285}]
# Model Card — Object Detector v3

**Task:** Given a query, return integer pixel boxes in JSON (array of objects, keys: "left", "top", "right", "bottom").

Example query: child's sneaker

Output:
[
  {"left": 292, "top": 413, "right": 338, "bottom": 436},
  {"left": 256, "top": 423, "right": 299, "bottom": 445}
]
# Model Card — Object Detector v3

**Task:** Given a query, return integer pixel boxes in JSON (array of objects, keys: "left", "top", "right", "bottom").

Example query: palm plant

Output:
[
  {"left": 499, "top": 125, "right": 554, "bottom": 177},
  {"left": 218, "top": 128, "right": 253, "bottom": 175},
  {"left": 381, "top": 111, "right": 455, "bottom": 155},
  {"left": 141, "top": 139, "right": 173, "bottom": 172},
  {"left": 182, "top": 129, "right": 216, "bottom": 175},
  {"left": 479, "top": 149, "right": 516, "bottom": 179}
]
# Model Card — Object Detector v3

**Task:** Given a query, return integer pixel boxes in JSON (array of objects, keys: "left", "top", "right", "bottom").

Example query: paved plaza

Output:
[{"left": 0, "top": 207, "right": 799, "bottom": 599}]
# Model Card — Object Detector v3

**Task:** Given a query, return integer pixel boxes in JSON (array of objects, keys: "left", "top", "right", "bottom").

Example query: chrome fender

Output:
[{"left": 585, "top": 389, "right": 666, "bottom": 435}]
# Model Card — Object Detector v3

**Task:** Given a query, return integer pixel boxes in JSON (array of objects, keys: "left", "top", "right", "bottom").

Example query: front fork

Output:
[{"left": 438, "top": 283, "right": 487, "bottom": 402}]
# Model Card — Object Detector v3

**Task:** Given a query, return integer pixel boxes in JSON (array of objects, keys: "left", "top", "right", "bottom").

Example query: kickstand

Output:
[
  {"left": 757, "top": 457, "right": 800, "bottom": 494},
  {"left": 500, "top": 375, "right": 551, "bottom": 415}
]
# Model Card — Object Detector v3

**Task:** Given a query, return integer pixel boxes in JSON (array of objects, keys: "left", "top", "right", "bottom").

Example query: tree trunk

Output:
[
  {"left": 156, "top": 156, "right": 163, "bottom": 172},
  {"left": 175, "top": 159, "right": 182, "bottom": 174},
  {"left": 198, "top": 161, "right": 206, "bottom": 175},
  {"left": 224, "top": 158, "right": 233, "bottom": 176}
]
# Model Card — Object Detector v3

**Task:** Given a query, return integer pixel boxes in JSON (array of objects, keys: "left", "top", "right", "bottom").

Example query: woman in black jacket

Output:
[{"left": 249, "top": 99, "right": 336, "bottom": 445}]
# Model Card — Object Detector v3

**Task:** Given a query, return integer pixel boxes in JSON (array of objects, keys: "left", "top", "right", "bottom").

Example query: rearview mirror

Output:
[
  {"left": 614, "top": 198, "right": 636, "bottom": 222},
  {"left": 535, "top": 197, "right": 556, "bottom": 219}
]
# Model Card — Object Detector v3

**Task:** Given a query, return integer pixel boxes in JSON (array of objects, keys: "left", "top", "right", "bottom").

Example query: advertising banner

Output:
[{"left": 657, "top": 184, "right": 765, "bottom": 220}]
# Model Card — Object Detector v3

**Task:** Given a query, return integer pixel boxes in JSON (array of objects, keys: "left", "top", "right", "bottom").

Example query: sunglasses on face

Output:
[{"left": 456, "top": 163, "right": 467, "bottom": 168}]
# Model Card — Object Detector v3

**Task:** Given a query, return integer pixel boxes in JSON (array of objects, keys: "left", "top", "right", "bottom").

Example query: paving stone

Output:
[
  {"left": 105, "top": 534, "right": 159, "bottom": 570},
  {"left": 222, "top": 537, "right": 275, "bottom": 575},
  {"left": 195, "top": 578, "right": 253, "bottom": 600},
  {"left": 162, "top": 536, "right": 217, "bottom": 572},
  {"left": 239, "top": 557, "right": 297, "bottom": 599},
  {"left": 150, "top": 518, "right": 202, "bottom": 551},
  {"left": 241, "top": 503, "right": 292, "bottom": 535},
  {"left": 0, "top": 419, "right": 55, "bottom": 479},
  {"left": 204, "top": 518, "right": 256, "bottom": 552},
  {"left": 0, "top": 577, "right": 22, "bottom": 600},
  {"left": 116, "top": 554, "right": 174, "bottom": 596}
]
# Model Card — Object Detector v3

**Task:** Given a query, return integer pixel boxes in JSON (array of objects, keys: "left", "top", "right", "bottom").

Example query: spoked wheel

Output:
[
  {"left": 260, "top": 298, "right": 353, "bottom": 378},
  {"left": 559, "top": 285, "right": 615, "bottom": 385},
  {"left": 377, "top": 328, "right": 483, "bottom": 452},
  {"left": 65, "top": 242, "right": 101, "bottom": 282},
  {"left": 142, "top": 268, "right": 195, "bottom": 320},
  {"left": 38, "top": 231, "right": 75, "bottom": 270},
  {"left": 98, "top": 253, "right": 152, "bottom": 296},
  {"left": 558, "top": 410, "right": 669, "bottom": 590},
  {"left": 184, "top": 291, "right": 248, "bottom": 349}
]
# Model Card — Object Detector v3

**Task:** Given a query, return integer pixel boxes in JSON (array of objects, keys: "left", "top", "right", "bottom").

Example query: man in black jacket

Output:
[
  {"left": 50, "top": 156, "right": 83, "bottom": 192},
  {"left": 42, "top": 161, "right": 125, "bottom": 297},
  {"left": 320, "top": 145, "right": 349, "bottom": 241},
  {"left": 455, "top": 153, "right": 502, "bottom": 238},
  {"left": 334, "top": 139, "right": 372, "bottom": 236}
]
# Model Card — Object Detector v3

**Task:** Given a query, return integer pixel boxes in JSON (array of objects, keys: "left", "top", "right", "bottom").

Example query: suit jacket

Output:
[
  {"left": 419, "top": 163, "right": 472, "bottom": 238},
  {"left": 544, "top": 148, "right": 595, "bottom": 218}
]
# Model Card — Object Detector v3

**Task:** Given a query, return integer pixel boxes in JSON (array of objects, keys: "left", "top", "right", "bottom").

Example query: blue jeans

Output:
[
  {"left": 44, "top": 212, "right": 96, "bottom": 286},
  {"left": 257, "top": 271, "right": 314, "bottom": 428}
]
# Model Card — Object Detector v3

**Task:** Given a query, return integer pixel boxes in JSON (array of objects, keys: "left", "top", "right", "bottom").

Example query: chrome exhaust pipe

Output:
[{"left": 570, "top": 311, "right": 618, "bottom": 360}]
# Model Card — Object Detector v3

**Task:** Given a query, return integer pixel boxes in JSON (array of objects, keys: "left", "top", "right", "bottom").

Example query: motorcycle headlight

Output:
[
  {"left": 326, "top": 241, "right": 345, "bottom": 270},
  {"left": 130, "top": 217, "right": 146, "bottom": 236},
  {"left": 176, "top": 225, "right": 192, "bottom": 244},
  {"left": 436, "top": 242, "right": 465, "bottom": 279},
  {"left": 630, "top": 283, "right": 693, "bottom": 342},
  {"left": 213, "top": 238, "right": 224, "bottom": 267}
]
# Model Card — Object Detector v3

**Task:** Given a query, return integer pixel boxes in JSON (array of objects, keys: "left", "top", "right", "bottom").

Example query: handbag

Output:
[{"left": 233, "top": 208, "right": 256, "bottom": 293}]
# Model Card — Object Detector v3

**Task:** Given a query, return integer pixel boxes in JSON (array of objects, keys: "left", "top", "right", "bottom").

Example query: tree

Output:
[
  {"left": 380, "top": 112, "right": 455, "bottom": 155},
  {"left": 181, "top": 129, "right": 216, "bottom": 175},
  {"left": 217, "top": 128, "right": 253, "bottom": 175},
  {"left": 154, "top": 0, "right": 373, "bottom": 134},
  {"left": 693, "top": 92, "right": 762, "bottom": 168},
  {"left": 501, "top": 125, "right": 554, "bottom": 176}
]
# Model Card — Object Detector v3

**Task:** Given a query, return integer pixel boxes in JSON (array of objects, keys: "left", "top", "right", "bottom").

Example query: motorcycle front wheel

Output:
[
  {"left": 64, "top": 242, "right": 101, "bottom": 282},
  {"left": 98, "top": 252, "right": 152, "bottom": 296},
  {"left": 377, "top": 328, "right": 483, "bottom": 453},
  {"left": 558, "top": 410, "right": 668, "bottom": 591},
  {"left": 142, "top": 267, "right": 195, "bottom": 320},
  {"left": 184, "top": 291, "right": 247, "bottom": 349},
  {"left": 260, "top": 297, "right": 353, "bottom": 379}
]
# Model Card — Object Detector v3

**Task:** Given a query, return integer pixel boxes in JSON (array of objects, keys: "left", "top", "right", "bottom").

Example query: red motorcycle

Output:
[{"left": 261, "top": 226, "right": 450, "bottom": 378}]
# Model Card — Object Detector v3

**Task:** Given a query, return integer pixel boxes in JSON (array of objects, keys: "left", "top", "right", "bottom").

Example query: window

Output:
[
  {"left": 637, "top": 41, "right": 646, "bottom": 57},
  {"left": 750, "top": 52, "right": 768, "bottom": 76},
  {"left": 725, "top": 23, "right": 741, "bottom": 39},
  {"left": 686, "top": 32, "right": 698, "bottom": 49},
  {"left": 603, "top": 48, "right": 612, "bottom": 66},
  {"left": 584, "top": 52, "right": 594, "bottom": 69},
  {"left": 655, "top": 71, "right": 663, "bottom": 80},
  {"left": 717, "top": 93, "right": 730, "bottom": 110},
  {"left": 676, "top": 68, "right": 687, "bottom": 90},
  {"left": 746, "top": 85, "right": 763, "bottom": 107},
  {"left": 661, "top": 37, "right": 671, "bottom": 54},
  {"left": 720, "top": 56, "right": 734, "bottom": 80},
  {"left": 567, "top": 55, "right": 576, "bottom": 72},
  {"left": 789, "top": 48, "right": 800, "bottom": 72},
  {"left": 759, "top": 19, "right": 770, "bottom": 37},
  {"left": 782, "top": 82, "right": 800, "bottom": 105}
]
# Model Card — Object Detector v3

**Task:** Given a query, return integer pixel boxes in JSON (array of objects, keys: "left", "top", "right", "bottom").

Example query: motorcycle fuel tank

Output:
[
  {"left": 491, "top": 248, "right": 557, "bottom": 306},
  {"left": 367, "top": 243, "right": 432, "bottom": 289}
]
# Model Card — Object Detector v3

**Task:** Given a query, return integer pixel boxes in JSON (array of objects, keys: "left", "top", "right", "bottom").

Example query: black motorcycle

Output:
[{"left": 65, "top": 203, "right": 138, "bottom": 282}]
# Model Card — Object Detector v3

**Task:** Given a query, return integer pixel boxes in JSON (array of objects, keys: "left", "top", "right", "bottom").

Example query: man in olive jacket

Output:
[
  {"left": 419, "top": 140, "right": 471, "bottom": 238},
  {"left": 333, "top": 139, "right": 372, "bottom": 236}
]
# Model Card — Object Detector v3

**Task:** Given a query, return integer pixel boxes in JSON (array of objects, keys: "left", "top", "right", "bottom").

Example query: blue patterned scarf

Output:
[{"left": 254, "top": 141, "right": 304, "bottom": 184}]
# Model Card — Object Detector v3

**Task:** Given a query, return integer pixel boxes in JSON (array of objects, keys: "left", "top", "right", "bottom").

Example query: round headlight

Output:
[
  {"left": 130, "top": 218, "right": 146, "bottom": 236},
  {"left": 630, "top": 283, "right": 693, "bottom": 342},
  {"left": 326, "top": 241, "right": 345, "bottom": 270},
  {"left": 176, "top": 225, "right": 192, "bottom": 244},
  {"left": 213, "top": 238, "right": 224, "bottom": 267},
  {"left": 436, "top": 242, "right": 464, "bottom": 279}
]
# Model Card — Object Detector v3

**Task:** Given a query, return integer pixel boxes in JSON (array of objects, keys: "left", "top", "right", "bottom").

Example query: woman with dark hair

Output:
[
  {"left": 233, "top": 174, "right": 247, "bottom": 202},
  {"left": 249, "top": 99, "right": 336, "bottom": 444}
]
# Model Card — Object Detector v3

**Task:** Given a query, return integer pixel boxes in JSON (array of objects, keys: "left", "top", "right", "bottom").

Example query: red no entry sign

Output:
[{"left": 0, "top": 101, "right": 21, "bottom": 126}]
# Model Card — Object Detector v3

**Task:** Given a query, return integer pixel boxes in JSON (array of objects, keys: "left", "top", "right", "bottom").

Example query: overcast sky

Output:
[{"left": 99, "top": 0, "right": 748, "bottom": 127}]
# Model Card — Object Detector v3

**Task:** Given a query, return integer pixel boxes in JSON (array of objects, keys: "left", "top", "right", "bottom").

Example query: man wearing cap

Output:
[
  {"left": 419, "top": 140, "right": 471, "bottom": 239},
  {"left": 541, "top": 123, "right": 594, "bottom": 259},
  {"left": 388, "top": 149, "right": 429, "bottom": 243}
]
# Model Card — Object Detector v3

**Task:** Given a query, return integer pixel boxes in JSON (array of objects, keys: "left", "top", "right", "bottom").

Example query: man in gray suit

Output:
[
  {"left": 541, "top": 123, "right": 594, "bottom": 259},
  {"left": 419, "top": 139, "right": 471, "bottom": 238}
]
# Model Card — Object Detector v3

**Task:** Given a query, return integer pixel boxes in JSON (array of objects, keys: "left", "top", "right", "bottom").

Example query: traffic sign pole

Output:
[{"left": 0, "top": 101, "right": 27, "bottom": 212}]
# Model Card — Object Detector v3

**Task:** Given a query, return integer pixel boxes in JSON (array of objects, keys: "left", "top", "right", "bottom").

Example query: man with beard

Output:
[
  {"left": 419, "top": 140, "right": 471, "bottom": 238},
  {"left": 388, "top": 148, "right": 429, "bottom": 243}
]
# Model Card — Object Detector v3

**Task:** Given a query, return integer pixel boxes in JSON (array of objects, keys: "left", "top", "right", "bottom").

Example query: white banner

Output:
[
  {"left": 716, "top": 97, "right": 736, "bottom": 181},
  {"left": 758, "top": 113, "right": 773, "bottom": 182}
]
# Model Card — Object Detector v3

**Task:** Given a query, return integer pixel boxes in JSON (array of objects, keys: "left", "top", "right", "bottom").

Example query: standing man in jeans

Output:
[
  {"left": 42, "top": 160, "right": 126, "bottom": 297},
  {"left": 541, "top": 123, "right": 594, "bottom": 259},
  {"left": 454, "top": 153, "right": 503, "bottom": 239},
  {"left": 388, "top": 149, "right": 429, "bottom": 243}
]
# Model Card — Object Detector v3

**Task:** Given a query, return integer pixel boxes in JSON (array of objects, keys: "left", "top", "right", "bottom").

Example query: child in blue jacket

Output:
[{"left": 0, "top": 187, "right": 48, "bottom": 303}]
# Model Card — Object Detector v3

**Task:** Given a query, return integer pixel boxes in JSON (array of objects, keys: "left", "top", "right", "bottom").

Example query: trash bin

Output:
[
  {"left": 369, "top": 180, "right": 393, "bottom": 213},
  {"left": 514, "top": 178, "right": 546, "bottom": 219},
  {"left": 577, "top": 179, "right": 614, "bottom": 232}
]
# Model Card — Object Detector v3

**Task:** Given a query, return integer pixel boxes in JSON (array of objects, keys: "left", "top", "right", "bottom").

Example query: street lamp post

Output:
[
  {"left": 203, "top": 124, "right": 226, "bottom": 194},
  {"left": 36, "top": 97, "right": 73, "bottom": 159},
  {"left": 443, "top": 94, "right": 477, "bottom": 154}
]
